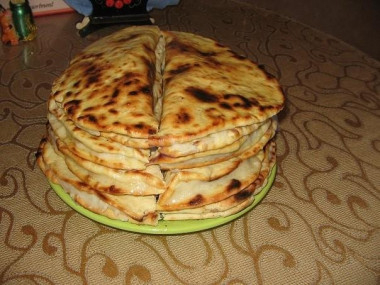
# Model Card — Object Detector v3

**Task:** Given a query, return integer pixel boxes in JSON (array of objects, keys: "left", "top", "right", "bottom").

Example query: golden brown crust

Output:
[
  {"left": 37, "top": 26, "right": 284, "bottom": 225},
  {"left": 37, "top": 138, "right": 158, "bottom": 225},
  {"left": 51, "top": 26, "right": 161, "bottom": 138},
  {"left": 160, "top": 141, "right": 277, "bottom": 219},
  {"left": 149, "top": 30, "right": 284, "bottom": 145}
]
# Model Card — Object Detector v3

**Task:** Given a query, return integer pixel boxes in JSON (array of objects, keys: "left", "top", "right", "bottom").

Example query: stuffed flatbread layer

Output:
[
  {"left": 51, "top": 26, "right": 162, "bottom": 138},
  {"left": 36, "top": 138, "right": 158, "bottom": 225},
  {"left": 149, "top": 30, "right": 284, "bottom": 146}
]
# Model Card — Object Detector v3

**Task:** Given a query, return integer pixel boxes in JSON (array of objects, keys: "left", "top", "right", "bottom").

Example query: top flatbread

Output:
[
  {"left": 48, "top": 26, "right": 284, "bottom": 145},
  {"left": 51, "top": 25, "right": 162, "bottom": 138},
  {"left": 149, "top": 30, "right": 284, "bottom": 146}
]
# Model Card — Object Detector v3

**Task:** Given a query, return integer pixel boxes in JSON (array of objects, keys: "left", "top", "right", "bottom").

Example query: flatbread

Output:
[
  {"left": 36, "top": 138, "right": 158, "bottom": 225},
  {"left": 46, "top": 131, "right": 165, "bottom": 196},
  {"left": 100, "top": 131, "right": 150, "bottom": 149},
  {"left": 48, "top": 98, "right": 150, "bottom": 156},
  {"left": 152, "top": 119, "right": 271, "bottom": 163},
  {"left": 54, "top": 137, "right": 165, "bottom": 190},
  {"left": 157, "top": 150, "right": 265, "bottom": 211},
  {"left": 149, "top": 30, "right": 284, "bottom": 146},
  {"left": 51, "top": 25, "right": 162, "bottom": 138},
  {"left": 157, "top": 121, "right": 265, "bottom": 157},
  {"left": 161, "top": 140, "right": 276, "bottom": 220},
  {"left": 47, "top": 122, "right": 147, "bottom": 170},
  {"left": 164, "top": 157, "right": 242, "bottom": 187},
  {"left": 162, "top": 197, "right": 255, "bottom": 220},
  {"left": 64, "top": 155, "right": 165, "bottom": 196},
  {"left": 155, "top": 119, "right": 277, "bottom": 169}
]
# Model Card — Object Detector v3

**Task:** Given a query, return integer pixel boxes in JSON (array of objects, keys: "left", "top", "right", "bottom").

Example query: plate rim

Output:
[{"left": 49, "top": 164, "right": 276, "bottom": 235}]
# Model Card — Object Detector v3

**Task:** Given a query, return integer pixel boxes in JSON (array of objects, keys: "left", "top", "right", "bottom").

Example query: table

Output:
[{"left": 1, "top": 0, "right": 379, "bottom": 284}]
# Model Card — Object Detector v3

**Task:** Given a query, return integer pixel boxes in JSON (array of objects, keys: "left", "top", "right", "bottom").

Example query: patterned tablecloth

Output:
[{"left": 1, "top": 0, "right": 379, "bottom": 284}]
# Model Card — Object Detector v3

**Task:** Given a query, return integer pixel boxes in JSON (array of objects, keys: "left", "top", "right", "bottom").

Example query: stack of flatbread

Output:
[{"left": 36, "top": 26, "right": 285, "bottom": 226}]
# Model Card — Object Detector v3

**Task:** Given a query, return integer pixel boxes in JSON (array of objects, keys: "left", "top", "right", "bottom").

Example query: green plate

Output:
[{"left": 50, "top": 165, "right": 276, "bottom": 235}]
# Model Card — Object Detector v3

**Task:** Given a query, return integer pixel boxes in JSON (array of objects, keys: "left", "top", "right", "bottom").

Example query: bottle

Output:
[{"left": 9, "top": 0, "right": 36, "bottom": 41}]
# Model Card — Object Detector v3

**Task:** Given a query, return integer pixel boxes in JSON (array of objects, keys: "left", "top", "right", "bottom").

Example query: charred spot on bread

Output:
[
  {"left": 78, "top": 114, "right": 98, "bottom": 124},
  {"left": 219, "top": 102, "right": 232, "bottom": 110},
  {"left": 169, "top": 63, "right": 192, "bottom": 75},
  {"left": 234, "top": 189, "right": 253, "bottom": 201},
  {"left": 140, "top": 85, "right": 151, "bottom": 95},
  {"left": 227, "top": 179, "right": 241, "bottom": 192},
  {"left": 186, "top": 87, "right": 219, "bottom": 103},
  {"left": 73, "top": 80, "right": 81, "bottom": 88},
  {"left": 112, "top": 89, "right": 120, "bottom": 98},
  {"left": 64, "top": 99, "right": 82, "bottom": 115},
  {"left": 134, "top": 123, "right": 145, "bottom": 129},
  {"left": 224, "top": 93, "right": 260, "bottom": 109},
  {"left": 188, "top": 194, "right": 204, "bottom": 206},
  {"left": 176, "top": 109, "right": 192, "bottom": 124}
]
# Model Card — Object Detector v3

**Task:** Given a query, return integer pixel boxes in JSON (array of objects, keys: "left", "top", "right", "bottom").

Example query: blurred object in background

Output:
[
  {"left": 64, "top": 0, "right": 180, "bottom": 37},
  {"left": 146, "top": 0, "right": 180, "bottom": 11},
  {"left": 64, "top": 0, "right": 180, "bottom": 16},
  {"left": 1, "top": 0, "right": 38, "bottom": 46},
  {"left": 9, "top": 0, "right": 36, "bottom": 41},
  {"left": 0, "top": 4, "right": 19, "bottom": 45},
  {"left": 0, "top": 0, "right": 73, "bottom": 16}
]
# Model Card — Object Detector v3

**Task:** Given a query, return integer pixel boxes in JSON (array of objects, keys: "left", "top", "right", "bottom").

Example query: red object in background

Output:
[
  {"left": 115, "top": 0, "right": 124, "bottom": 9},
  {"left": 105, "top": 0, "right": 134, "bottom": 9},
  {"left": 106, "top": 0, "right": 115, "bottom": 7}
]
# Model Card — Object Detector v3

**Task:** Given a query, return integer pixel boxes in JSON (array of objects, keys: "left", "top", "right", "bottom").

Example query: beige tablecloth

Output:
[{"left": 1, "top": 0, "right": 379, "bottom": 284}]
